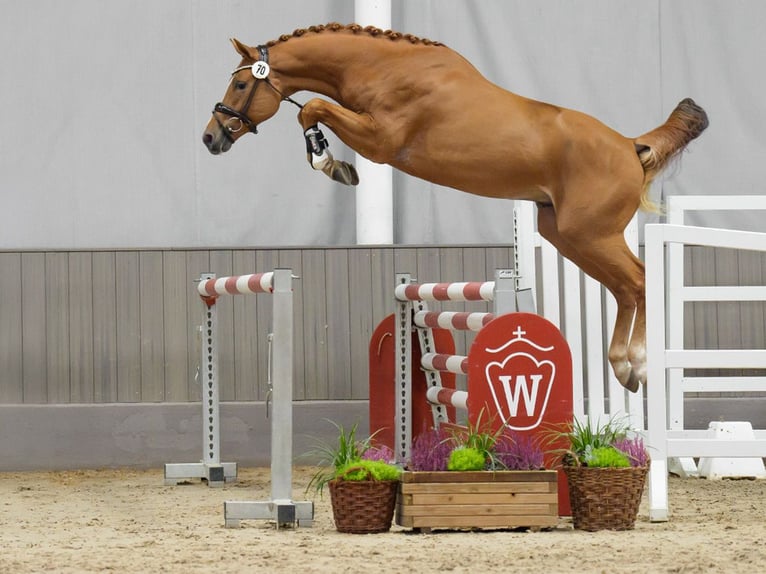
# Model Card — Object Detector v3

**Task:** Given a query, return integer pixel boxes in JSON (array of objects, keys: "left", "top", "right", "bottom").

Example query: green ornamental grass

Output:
[
  {"left": 544, "top": 414, "right": 650, "bottom": 468},
  {"left": 306, "top": 420, "right": 400, "bottom": 496}
]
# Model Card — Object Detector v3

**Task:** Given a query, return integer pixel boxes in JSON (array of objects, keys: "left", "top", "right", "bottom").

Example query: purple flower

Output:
[
  {"left": 612, "top": 436, "right": 649, "bottom": 467},
  {"left": 494, "top": 432, "right": 545, "bottom": 470},
  {"left": 362, "top": 444, "right": 395, "bottom": 463},
  {"left": 408, "top": 427, "right": 455, "bottom": 471}
]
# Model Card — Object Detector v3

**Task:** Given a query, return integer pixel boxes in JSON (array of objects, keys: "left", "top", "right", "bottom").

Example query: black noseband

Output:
[{"left": 212, "top": 45, "right": 270, "bottom": 136}]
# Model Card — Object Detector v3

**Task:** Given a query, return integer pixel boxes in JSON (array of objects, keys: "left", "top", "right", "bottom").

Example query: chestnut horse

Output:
[{"left": 202, "top": 23, "right": 708, "bottom": 392}]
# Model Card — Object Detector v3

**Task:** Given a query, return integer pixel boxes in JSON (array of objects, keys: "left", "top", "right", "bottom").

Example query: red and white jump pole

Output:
[{"left": 392, "top": 269, "right": 519, "bottom": 462}]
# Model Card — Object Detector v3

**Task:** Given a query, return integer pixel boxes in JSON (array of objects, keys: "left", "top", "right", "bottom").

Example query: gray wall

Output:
[
  {"left": 1, "top": 244, "right": 763, "bottom": 407},
  {"left": 2, "top": 1, "right": 764, "bottom": 249},
  {"left": 0, "top": 245, "right": 514, "bottom": 404}
]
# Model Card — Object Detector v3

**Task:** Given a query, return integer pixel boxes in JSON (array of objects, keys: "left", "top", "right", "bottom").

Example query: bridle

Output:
[{"left": 212, "top": 45, "right": 302, "bottom": 140}]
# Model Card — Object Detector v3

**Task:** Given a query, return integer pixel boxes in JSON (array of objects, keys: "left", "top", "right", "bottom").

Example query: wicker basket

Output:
[
  {"left": 328, "top": 469, "right": 399, "bottom": 534},
  {"left": 563, "top": 465, "right": 648, "bottom": 531}
]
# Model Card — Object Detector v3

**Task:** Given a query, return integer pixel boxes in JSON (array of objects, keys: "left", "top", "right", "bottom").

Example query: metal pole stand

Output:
[
  {"left": 164, "top": 273, "right": 237, "bottom": 487},
  {"left": 223, "top": 269, "right": 313, "bottom": 528}
]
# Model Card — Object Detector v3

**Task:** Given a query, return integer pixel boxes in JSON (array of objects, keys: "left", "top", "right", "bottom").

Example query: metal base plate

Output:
[
  {"left": 224, "top": 500, "right": 314, "bottom": 529},
  {"left": 163, "top": 462, "right": 238, "bottom": 487}
]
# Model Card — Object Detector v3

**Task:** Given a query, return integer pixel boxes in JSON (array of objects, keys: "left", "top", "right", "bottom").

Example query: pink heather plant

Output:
[
  {"left": 494, "top": 432, "right": 545, "bottom": 470},
  {"left": 407, "top": 427, "right": 455, "bottom": 471},
  {"left": 361, "top": 444, "right": 395, "bottom": 463},
  {"left": 613, "top": 436, "right": 649, "bottom": 467}
]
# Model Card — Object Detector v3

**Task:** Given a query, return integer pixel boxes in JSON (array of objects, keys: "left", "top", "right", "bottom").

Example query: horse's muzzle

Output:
[{"left": 202, "top": 128, "right": 232, "bottom": 155}]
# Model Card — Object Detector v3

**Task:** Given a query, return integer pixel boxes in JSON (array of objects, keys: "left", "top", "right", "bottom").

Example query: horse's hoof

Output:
[
  {"left": 330, "top": 161, "right": 359, "bottom": 186},
  {"left": 622, "top": 371, "right": 640, "bottom": 393}
]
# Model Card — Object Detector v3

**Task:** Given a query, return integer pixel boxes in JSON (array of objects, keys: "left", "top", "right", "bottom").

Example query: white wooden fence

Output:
[
  {"left": 520, "top": 196, "right": 766, "bottom": 522},
  {"left": 644, "top": 196, "right": 766, "bottom": 521}
]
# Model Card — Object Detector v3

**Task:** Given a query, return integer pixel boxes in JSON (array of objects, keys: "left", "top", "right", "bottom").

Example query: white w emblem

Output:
[
  {"left": 497, "top": 374, "right": 543, "bottom": 418},
  {"left": 484, "top": 352, "right": 555, "bottom": 431}
]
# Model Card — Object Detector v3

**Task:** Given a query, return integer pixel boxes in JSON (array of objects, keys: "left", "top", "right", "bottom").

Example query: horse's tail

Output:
[{"left": 634, "top": 98, "right": 709, "bottom": 211}]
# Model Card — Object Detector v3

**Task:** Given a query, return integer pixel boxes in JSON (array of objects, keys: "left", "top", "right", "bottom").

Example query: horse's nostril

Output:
[{"left": 202, "top": 132, "right": 213, "bottom": 146}]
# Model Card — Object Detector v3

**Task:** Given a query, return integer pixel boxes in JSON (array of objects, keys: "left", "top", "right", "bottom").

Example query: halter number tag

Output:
[{"left": 251, "top": 62, "right": 270, "bottom": 79}]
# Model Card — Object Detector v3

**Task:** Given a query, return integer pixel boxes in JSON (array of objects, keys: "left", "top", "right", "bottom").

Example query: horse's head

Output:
[{"left": 202, "top": 39, "right": 282, "bottom": 155}]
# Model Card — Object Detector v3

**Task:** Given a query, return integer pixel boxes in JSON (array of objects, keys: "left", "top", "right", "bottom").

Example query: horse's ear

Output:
[{"left": 230, "top": 38, "right": 253, "bottom": 59}]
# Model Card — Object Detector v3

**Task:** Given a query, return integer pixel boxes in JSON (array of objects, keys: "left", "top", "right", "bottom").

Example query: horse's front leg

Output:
[{"left": 297, "top": 98, "right": 384, "bottom": 186}]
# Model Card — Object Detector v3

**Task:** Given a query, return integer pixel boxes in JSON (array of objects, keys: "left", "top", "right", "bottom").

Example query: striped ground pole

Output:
[
  {"left": 394, "top": 281, "right": 495, "bottom": 302},
  {"left": 197, "top": 272, "right": 274, "bottom": 297},
  {"left": 413, "top": 310, "right": 494, "bottom": 332},
  {"left": 421, "top": 352, "right": 468, "bottom": 375}
]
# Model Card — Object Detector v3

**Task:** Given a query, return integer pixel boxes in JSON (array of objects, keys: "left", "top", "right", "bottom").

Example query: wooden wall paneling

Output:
[
  {"left": 138, "top": 252, "right": 165, "bottom": 401},
  {"left": 184, "top": 251, "right": 210, "bottom": 401},
  {"left": 276, "top": 250, "right": 306, "bottom": 399},
  {"left": 301, "top": 250, "right": 329, "bottom": 400},
  {"left": 737, "top": 249, "right": 765, "bottom": 378},
  {"left": 369, "top": 247, "right": 395, "bottom": 327},
  {"left": 254, "top": 250, "right": 278, "bottom": 401},
  {"left": 0, "top": 253, "right": 23, "bottom": 403},
  {"left": 485, "top": 246, "right": 514, "bottom": 279},
  {"left": 415, "top": 247, "right": 442, "bottom": 284},
  {"left": 683, "top": 245, "right": 696, "bottom": 353},
  {"left": 714, "top": 248, "right": 742, "bottom": 381},
  {"left": 20, "top": 253, "right": 48, "bottom": 403},
  {"left": 393, "top": 248, "right": 418, "bottom": 281},
  {"left": 45, "top": 253, "right": 70, "bottom": 403},
  {"left": 162, "top": 251, "right": 190, "bottom": 402},
  {"left": 232, "top": 250, "right": 259, "bottom": 401},
  {"left": 439, "top": 247, "right": 469, "bottom": 356},
  {"left": 68, "top": 253, "right": 94, "bottom": 403},
  {"left": 690, "top": 246, "right": 719, "bottom": 380},
  {"left": 115, "top": 252, "right": 142, "bottom": 401},
  {"left": 209, "top": 251, "right": 235, "bottom": 400},
  {"left": 9, "top": 244, "right": 762, "bottom": 408},
  {"left": 348, "top": 249, "right": 376, "bottom": 399},
  {"left": 462, "top": 247, "right": 492, "bottom": 358},
  {"left": 415, "top": 247, "right": 443, "bottom": 319},
  {"left": 21, "top": 253, "right": 47, "bottom": 403},
  {"left": 92, "top": 252, "right": 118, "bottom": 402},
  {"left": 326, "top": 249, "right": 353, "bottom": 399}
]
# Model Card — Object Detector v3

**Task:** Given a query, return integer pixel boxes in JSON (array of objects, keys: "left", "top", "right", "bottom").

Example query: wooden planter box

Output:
[{"left": 396, "top": 470, "right": 559, "bottom": 532}]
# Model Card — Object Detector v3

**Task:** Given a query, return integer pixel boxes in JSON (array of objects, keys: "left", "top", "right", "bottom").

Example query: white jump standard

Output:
[
  {"left": 165, "top": 269, "right": 313, "bottom": 528},
  {"left": 163, "top": 271, "right": 246, "bottom": 487},
  {"left": 393, "top": 269, "right": 521, "bottom": 462}
]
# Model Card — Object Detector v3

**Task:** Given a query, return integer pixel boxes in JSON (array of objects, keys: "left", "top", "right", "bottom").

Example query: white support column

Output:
[
  {"left": 270, "top": 268, "right": 295, "bottom": 503},
  {"left": 645, "top": 225, "right": 670, "bottom": 522},
  {"left": 225, "top": 269, "right": 313, "bottom": 528},
  {"left": 354, "top": 0, "right": 393, "bottom": 245}
]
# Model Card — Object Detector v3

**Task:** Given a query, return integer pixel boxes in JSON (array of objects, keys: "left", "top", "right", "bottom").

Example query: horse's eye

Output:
[{"left": 235, "top": 81, "right": 247, "bottom": 90}]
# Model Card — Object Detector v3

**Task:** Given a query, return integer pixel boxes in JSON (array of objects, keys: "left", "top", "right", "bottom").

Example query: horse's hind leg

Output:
[{"left": 538, "top": 204, "right": 645, "bottom": 392}]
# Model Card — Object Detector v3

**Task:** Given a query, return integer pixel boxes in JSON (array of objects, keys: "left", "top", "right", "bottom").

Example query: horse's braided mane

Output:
[{"left": 264, "top": 22, "right": 444, "bottom": 48}]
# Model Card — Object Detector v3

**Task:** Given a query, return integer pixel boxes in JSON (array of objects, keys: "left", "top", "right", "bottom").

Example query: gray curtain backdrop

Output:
[{"left": 1, "top": 1, "right": 762, "bottom": 249}]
